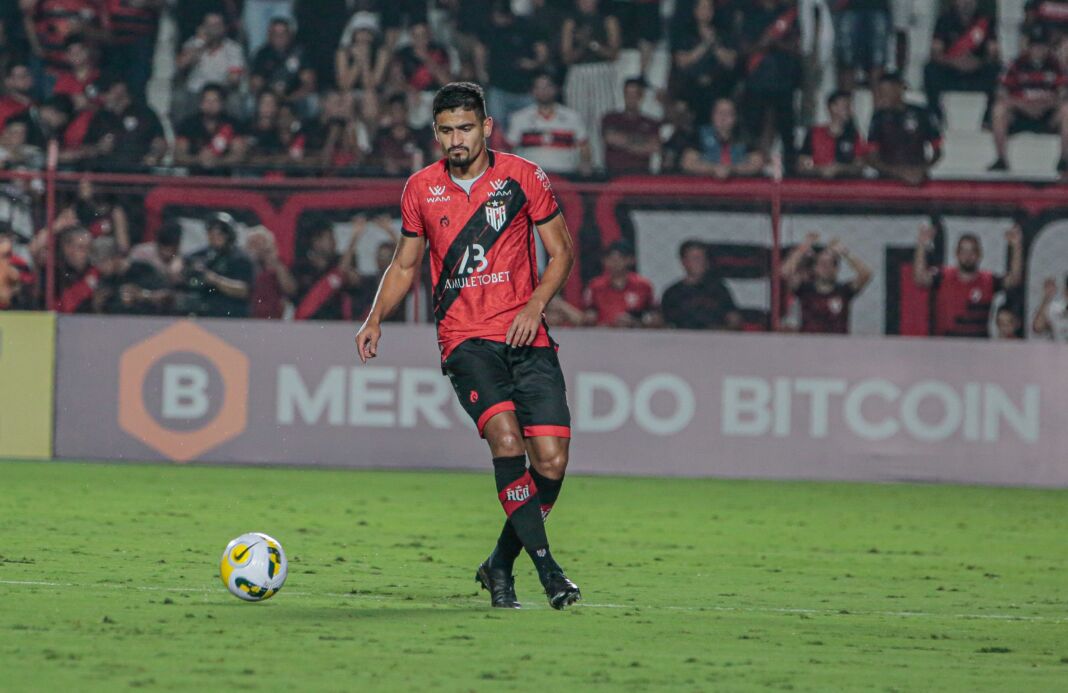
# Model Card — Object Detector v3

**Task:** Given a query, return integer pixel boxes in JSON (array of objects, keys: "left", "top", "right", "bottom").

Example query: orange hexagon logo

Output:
[{"left": 118, "top": 321, "right": 249, "bottom": 462}]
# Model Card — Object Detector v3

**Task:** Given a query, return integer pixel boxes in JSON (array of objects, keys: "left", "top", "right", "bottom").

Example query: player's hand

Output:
[
  {"left": 506, "top": 303, "right": 543, "bottom": 347},
  {"left": 355, "top": 320, "right": 381, "bottom": 363}
]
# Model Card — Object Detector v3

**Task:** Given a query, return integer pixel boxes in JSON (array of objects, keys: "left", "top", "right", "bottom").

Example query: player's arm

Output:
[
  {"left": 506, "top": 213, "right": 575, "bottom": 346},
  {"left": 1003, "top": 224, "right": 1023, "bottom": 290},
  {"left": 355, "top": 234, "right": 426, "bottom": 362}
]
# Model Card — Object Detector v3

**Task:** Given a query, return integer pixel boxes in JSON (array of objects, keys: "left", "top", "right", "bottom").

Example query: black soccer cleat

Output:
[
  {"left": 543, "top": 571, "right": 581, "bottom": 610},
  {"left": 476, "top": 562, "right": 521, "bottom": 609}
]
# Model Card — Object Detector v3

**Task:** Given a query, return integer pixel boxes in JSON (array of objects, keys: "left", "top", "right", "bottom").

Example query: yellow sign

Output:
[{"left": 0, "top": 312, "right": 55, "bottom": 459}]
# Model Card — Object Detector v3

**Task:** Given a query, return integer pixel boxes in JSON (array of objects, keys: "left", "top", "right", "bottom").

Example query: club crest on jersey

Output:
[
  {"left": 485, "top": 200, "right": 508, "bottom": 232},
  {"left": 427, "top": 185, "right": 450, "bottom": 203}
]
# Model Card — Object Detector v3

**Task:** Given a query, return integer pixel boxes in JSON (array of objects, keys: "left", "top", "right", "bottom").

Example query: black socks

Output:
[
  {"left": 492, "top": 455, "right": 561, "bottom": 581},
  {"left": 490, "top": 461, "right": 565, "bottom": 578}
]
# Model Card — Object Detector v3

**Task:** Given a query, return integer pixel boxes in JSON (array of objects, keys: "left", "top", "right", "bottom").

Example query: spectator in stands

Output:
[
  {"left": 988, "top": 24, "right": 1068, "bottom": 177},
  {"left": 582, "top": 240, "right": 658, "bottom": 327},
  {"left": 1024, "top": 2, "right": 1068, "bottom": 67},
  {"left": 0, "top": 63, "right": 34, "bottom": 131},
  {"left": 681, "top": 97, "right": 764, "bottom": 178},
  {"left": 0, "top": 115, "right": 35, "bottom": 168},
  {"left": 250, "top": 17, "right": 317, "bottom": 118},
  {"left": 89, "top": 236, "right": 170, "bottom": 315},
  {"left": 508, "top": 73, "right": 592, "bottom": 175},
  {"left": 335, "top": 12, "right": 389, "bottom": 104},
  {"left": 292, "top": 217, "right": 361, "bottom": 320},
  {"left": 294, "top": 0, "right": 349, "bottom": 86},
  {"left": 52, "top": 226, "right": 97, "bottom": 313},
  {"left": 52, "top": 35, "right": 101, "bottom": 112},
  {"left": 179, "top": 212, "right": 253, "bottom": 318},
  {"left": 348, "top": 214, "right": 402, "bottom": 321},
  {"left": 101, "top": 0, "right": 163, "bottom": 100},
  {"left": 994, "top": 306, "right": 1023, "bottom": 339},
  {"left": 246, "top": 89, "right": 285, "bottom": 166},
  {"left": 602, "top": 77, "right": 660, "bottom": 176},
  {"left": 129, "top": 219, "right": 184, "bottom": 290},
  {"left": 560, "top": 0, "right": 621, "bottom": 169},
  {"left": 0, "top": 223, "right": 33, "bottom": 309},
  {"left": 475, "top": 1, "right": 549, "bottom": 135},
  {"left": 245, "top": 225, "right": 296, "bottom": 319},
  {"left": 276, "top": 101, "right": 307, "bottom": 163},
  {"left": 174, "top": 83, "right": 249, "bottom": 170},
  {"left": 923, "top": 0, "right": 1000, "bottom": 127},
  {"left": 866, "top": 71, "right": 942, "bottom": 185},
  {"left": 71, "top": 176, "right": 130, "bottom": 252},
  {"left": 833, "top": 0, "right": 890, "bottom": 91},
  {"left": 1032, "top": 275, "right": 1068, "bottom": 341},
  {"left": 671, "top": 0, "right": 738, "bottom": 124},
  {"left": 798, "top": 90, "right": 865, "bottom": 178},
  {"left": 913, "top": 223, "right": 1023, "bottom": 339},
  {"left": 739, "top": 0, "right": 801, "bottom": 171},
  {"left": 21, "top": 0, "right": 108, "bottom": 99},
  {"left": 243, "top": 0, "right": 295, "bottom": 55},
  {"left": 372, "top": 93, "right": 431, "bottom": 175},
  {"left": 85, "top": 76, "right": 167, "bottom": 168},
  {"left": 660, "top": 99, "right": 697, "bottom": 174},
  {"left": 395, "top": 23, "right": 451, "bottom": 102},
  {"left": 544, "top": 295, "right": 586, "bottom": 327},
  {"left": 781, "top": 232, "right": 872, "bottom": 334},
  {"left": 661, "top": 239, "right": 742, "bottom": 330},
  {"left": 175, "top": 12, "right": 246, "bottom": 118},
  {"left": 25, "top": 93, "right": 72, "bottom": 151},
  {"left": 306, "top": 89, "right": 370, "bottom": 170}
]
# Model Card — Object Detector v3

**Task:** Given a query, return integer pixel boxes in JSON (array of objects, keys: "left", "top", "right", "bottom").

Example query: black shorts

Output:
[
  {"left": 443, "top": 338, "right": 571, "bottom": 439},
  {"left": 1009, "top": 108, "right": 1057, "bottom": 135}
]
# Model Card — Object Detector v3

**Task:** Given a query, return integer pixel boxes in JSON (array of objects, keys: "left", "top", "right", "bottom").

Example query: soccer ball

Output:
[{"left": 219, "top": 532, "right": 288, "bottom": 602}]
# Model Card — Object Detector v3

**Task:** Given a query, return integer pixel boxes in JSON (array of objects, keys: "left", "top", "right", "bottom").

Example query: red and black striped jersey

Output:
[
  {"left": 103, "top": 0, "right": 160, "bottom": 45},
  {"left": 400, "top": 150, "right": 561, "bottom": 360},
  {"left": 30, "top": 0, "right": 105, "bottom": 73},
  {"left": 1001, "top": 56, "right": 1067, "bottom": 102}
]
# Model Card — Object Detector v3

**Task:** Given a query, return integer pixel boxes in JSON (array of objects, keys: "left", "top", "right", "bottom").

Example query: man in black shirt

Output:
[
  {"left": 250, "top": 18, "right": 317, "bottom": 116},
  {"left": 85, "top": 77, "right": 166, "bottom": 168},
  {"left": 90, "top": 236, "right": 170, "bottom": 315},
  {"left": 179, "top": 212, "right": 253, "bottom": 318},
  {"left": 480, "top": 1, "right": 550, "bottom": 134},
  {"left": 867, "top": 71, "right": 942, "bottom": 184},
  {"left": 661, "top": 239, "right": 742, "bottom": 330},
  {"left": 174, "top": 84, "right": 248, "bottom": 170},
  {"left": 923, "top": 0, "right": 1000, "bottom": 126}
]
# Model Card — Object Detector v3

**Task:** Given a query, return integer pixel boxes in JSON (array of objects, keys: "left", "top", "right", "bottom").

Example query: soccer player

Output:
[{"left": 354, "top": 82, "right": 580, "bottom": 610}]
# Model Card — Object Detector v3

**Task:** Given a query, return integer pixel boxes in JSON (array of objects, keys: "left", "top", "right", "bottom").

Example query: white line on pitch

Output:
[{"left": 0, "top": 580, "right": 1063, "bottom": 623}]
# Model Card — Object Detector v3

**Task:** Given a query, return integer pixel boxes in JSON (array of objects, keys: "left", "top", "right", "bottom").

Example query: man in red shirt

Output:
[
  {"left": 601, "top": 77, "right": 661, "bottom": 176},
  {"left": 913, "top": 222, "right": 1023, "bottom": 338},
  {"left": 355, "top": 82, "right": 581, "bottom": 611},
  {"left": 582, "top": 240, "right": 658, "bottom": 327},
  {"left": 989, "top": 23, "right": 1068, "bottom": 175}
]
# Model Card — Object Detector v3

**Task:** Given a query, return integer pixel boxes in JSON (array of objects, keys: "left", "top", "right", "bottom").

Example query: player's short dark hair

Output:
[
  {"left": 157, "top": 221, "right": 183, "bottom": 248},
  {"left": 432, "top": 82, "right": 486, "bottom": 121},
  {"left": 826, "top": 89, "right": 852, "bottom": 107},
  {"left": 957, "top": 233, "right": 981, "bottom": 250},
  {"left": 678, "top": 239, "right": 705, "bottom": 259}
]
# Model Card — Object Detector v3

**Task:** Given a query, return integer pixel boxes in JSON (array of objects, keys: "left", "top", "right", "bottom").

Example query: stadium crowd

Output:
[{"left": 1, "top": 0, "right": 1067, "bottom": 341}]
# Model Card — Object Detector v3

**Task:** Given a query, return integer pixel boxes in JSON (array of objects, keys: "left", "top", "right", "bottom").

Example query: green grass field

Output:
[{"left": 1, "top": 460, "right": 1066, "bottom": 691}]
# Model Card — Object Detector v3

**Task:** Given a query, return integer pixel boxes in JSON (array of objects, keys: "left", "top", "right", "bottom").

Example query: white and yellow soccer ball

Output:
[{"left": 220, "top": 532, "right": 288, "bottom": 602}]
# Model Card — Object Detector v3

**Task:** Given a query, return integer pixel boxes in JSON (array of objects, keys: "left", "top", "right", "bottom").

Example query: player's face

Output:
[
  {"left": 956, "top": 239, "right": 981, "bottom": 272},
  {"left": 434, "top": 108, "right": 492, "bottom": 169}
]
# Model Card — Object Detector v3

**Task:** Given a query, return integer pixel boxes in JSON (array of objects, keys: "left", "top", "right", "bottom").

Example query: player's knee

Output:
[
  {"left": 491, "top": 430, "right": 525, "bottom": 456},
  {"left": 536, "top": 449, "right": 569, "bottom": 480}
]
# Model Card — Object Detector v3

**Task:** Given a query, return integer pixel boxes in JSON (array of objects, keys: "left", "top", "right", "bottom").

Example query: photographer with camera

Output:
[{"left": 179, "top": 212, "right": 253, "bottom": 318}]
